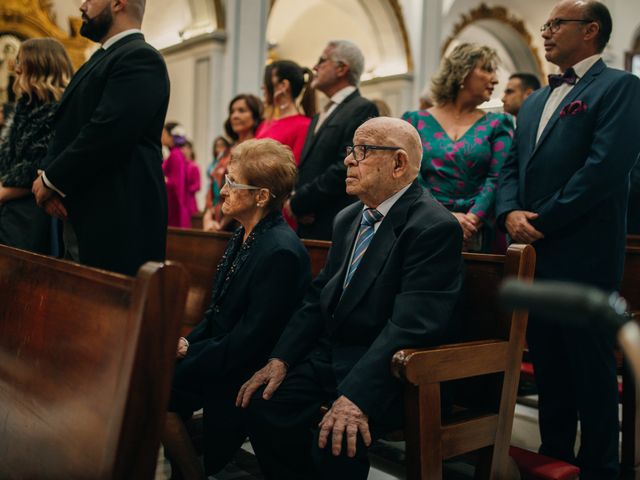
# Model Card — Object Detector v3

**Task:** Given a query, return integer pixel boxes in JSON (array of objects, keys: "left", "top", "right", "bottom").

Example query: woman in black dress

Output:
[{"left": 162, "top": 138, "right": 311, "bottom": 479}]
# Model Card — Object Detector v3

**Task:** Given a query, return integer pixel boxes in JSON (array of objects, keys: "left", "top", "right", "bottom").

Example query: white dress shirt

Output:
[
  {"left": 343, "top": 183, "right": 412, "bottom": 288},
  {"left": 536, "top": 54, "right": 602, "bottom": 142}
]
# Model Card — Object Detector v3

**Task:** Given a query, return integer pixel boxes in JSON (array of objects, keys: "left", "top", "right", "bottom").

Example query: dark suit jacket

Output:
[
  {"left": 290, "top": 90, "right": 378, "bottom": 240},
  {"left": 177, "top": 221, "right": 311, "bottom": 386},
  {"left": 43, "top": 33, "right": 170, "bottom": 275},
  {"left": 496, "top": 59, "right": 640, "bottom": 289},
  {"left": 272, "top": 182, "right": 463, "bottom": 422},
  {"left": 628, "top": 160, "right": 640, "bottom": 234}
]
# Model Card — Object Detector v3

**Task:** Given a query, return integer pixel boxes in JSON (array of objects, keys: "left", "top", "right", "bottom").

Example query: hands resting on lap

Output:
[{"left": 237, "top": 359, "right": 371, "bottom": 457}]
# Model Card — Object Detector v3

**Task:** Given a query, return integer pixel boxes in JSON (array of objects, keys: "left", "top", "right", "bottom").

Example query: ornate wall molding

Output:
[
  {"left": 0, "top": 0, "right": 91, "bottom": 69},
  {"left": 441, "top": 3, "right": 543, "bottom": 78}
]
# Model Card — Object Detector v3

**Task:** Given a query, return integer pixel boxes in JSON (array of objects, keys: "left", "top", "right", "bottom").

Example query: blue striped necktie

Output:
[{"left": 343, "top": 208, "right": 384, "bottom": 288}]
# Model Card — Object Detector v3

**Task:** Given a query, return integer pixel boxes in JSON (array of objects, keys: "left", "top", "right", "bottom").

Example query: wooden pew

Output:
[
  {"left": 166, "top": 227, "right": 329, "bottom": 336},
  {"left": 392, "top": 244, "right": 536, "bottom": 479},
  {"left": 166, "top": 228, "right": 536, "bottom": 478},
  {"left": 0, "top": 245, "right": 189, "bottom": 480},
  {"left": 620, "top": 244, "right": 640, "bottom": 476}
]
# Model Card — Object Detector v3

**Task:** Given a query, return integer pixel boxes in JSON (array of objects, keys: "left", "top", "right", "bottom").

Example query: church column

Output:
[
  {"left": 412, "top": 0, "right": 442, "bottom": 105},
  {"left": 222, "top": 0, "right": 269, "bottom": 101}
]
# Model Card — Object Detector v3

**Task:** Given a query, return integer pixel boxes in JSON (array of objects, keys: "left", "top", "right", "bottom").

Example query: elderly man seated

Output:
[{"left": 237, "top": 117, "right": 464, "bottom": 480}]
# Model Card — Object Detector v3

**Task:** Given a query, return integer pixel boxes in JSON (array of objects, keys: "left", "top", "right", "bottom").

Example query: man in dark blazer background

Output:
[
  {"left": 238, "top": 117, "right": 463, "bottom": 480},
  {"left": 32, "top": 0, "right": 170, "bottom": 276},
  {"left": 496, "top": 1, "right": 640, "bottom": 477},
  {"left": 287, "top": 40, "right": 378, "bottom": 240}
]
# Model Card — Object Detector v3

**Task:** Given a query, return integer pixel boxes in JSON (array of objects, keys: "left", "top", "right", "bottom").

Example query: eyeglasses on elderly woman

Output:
[{"left": 224, "top": 174, "right": 276, "bottom": 198}]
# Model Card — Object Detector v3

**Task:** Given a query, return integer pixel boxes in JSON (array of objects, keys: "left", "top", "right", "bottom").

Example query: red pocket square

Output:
[{"left": 560, "top": 100, "right": 588, "bottom": 117}]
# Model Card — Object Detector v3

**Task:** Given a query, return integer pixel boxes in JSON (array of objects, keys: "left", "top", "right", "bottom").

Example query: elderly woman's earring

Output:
[{"left": 459, "top": 83, "right": 465, "bottom": 89}]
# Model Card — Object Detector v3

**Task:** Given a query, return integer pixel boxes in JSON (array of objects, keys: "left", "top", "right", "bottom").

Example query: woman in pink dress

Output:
[
  {"left": 161, "top": 122, "right": 191, "bottom": 228},
  {"left": 255, "top": 60, "right": 315, "bottom": 164},
  {"left": 182, "top": 140, "right": 201, "bottom": 216},
  {"left": 256, "top": 60, "right": 315, "bottom": 228}
]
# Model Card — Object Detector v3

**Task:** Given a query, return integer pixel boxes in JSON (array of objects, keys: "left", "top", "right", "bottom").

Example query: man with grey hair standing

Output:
[
  {"left": 239, "top": 117, "right": 463, "bottom": 479},
  {"left": 286, "top": 40, "right": 378, "bottom": 240}
]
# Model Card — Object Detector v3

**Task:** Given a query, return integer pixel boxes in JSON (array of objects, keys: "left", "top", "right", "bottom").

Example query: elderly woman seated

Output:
[{"left": 161, "top": 138, "right": 311, "bottom": 479}]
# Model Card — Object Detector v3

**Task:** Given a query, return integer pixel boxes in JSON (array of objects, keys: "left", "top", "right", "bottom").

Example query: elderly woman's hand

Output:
[
  {"left": 452, "top": 212, "right": 478, "bottom": 241},
  {"left": 176, "top": 337, "right": 189, "bottom": 358},
  {"left": 236, "top": 358, "right": 287, "bottom": 408}
]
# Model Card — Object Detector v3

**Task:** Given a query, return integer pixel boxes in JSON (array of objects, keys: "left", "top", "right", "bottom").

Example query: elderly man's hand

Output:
[
  {"left": 42, "top": 195, "right": 68, "bottom": 220},
  {"left": 505, "top": 210, "right": 544, "bottom": 244},
  {"left": 31, "top": 172, "right": 55, "bottom": 207},
  {"left": 236, "top": 358, "right": 287, "bottom": 408},
  {"left": 318, "top": 395, "right": 372, "bottom": 457}
]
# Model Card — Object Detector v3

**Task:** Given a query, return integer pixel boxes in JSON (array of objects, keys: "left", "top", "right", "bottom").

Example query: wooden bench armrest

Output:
[{"left": 392, "top": 339, "right": 509, "bottom": 385}]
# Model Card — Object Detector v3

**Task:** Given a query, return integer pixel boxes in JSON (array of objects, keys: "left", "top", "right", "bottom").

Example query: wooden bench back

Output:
[
  {"left": 621, "top": 245, "right": 640, "bottom": 315},
  {"left": 0, "top": 246, "right": 188, "bottom": 480},
  {"left": 166, "top": 228, "right": 330, "bottom": 335}
]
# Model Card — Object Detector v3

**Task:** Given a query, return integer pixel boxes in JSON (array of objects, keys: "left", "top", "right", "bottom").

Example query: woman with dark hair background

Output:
[
  {"left": 256, "top": 60, "right": 315, "bottom": 164},
  {"left": 203, "top": 94, "right": 262, "bottom": 232}
]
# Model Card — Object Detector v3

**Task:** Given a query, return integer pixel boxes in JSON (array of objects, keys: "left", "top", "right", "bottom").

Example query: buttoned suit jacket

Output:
[
  {"left": 43, "top": 33, "right": 170, "bottom": 275},
  {"left": 272, "top": 182, "right": 463, "bottom": 422},
  {"left": 496, "top": 59, "right": 640, "bottom": 288},
  {"left": 290, "top": 90, "right": 378, "bottom": 240}
]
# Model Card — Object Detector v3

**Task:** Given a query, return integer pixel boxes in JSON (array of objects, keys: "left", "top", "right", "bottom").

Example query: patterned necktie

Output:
[
  {"left": 548, "top": 67, "right": 578, "bottom": 90},
  {"left": 314, "top": 100, "right": 335, "bottom": 133},
  {"left": 343, "top": 208, "right": 384, "bottom": 288}
]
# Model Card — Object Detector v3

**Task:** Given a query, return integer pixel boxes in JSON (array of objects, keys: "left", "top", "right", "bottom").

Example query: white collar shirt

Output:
[{"left": 536, "top": 54, "right": 602, "bottom": 142}]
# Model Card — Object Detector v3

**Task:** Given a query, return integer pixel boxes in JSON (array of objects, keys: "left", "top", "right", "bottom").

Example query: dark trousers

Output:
[
  {"left": 527, "top": 312, "right": 620, "bottom": 480},
  {"left": 246, "top": 349, "right": 389, "bottom": 480},
  {"left": 168, "top": 374, "right": 246, "bottom": 474}
]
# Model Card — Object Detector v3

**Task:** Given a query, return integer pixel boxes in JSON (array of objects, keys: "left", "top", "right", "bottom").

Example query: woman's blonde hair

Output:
[
  {"left": 13, "top": 38, "right": 73, "bottom": 104},
  {"left": 430, "top": 43, "right": 498, "bottom": 106},
  {"left": 230, "top": 138, "right": 297, "bottom": 212}
]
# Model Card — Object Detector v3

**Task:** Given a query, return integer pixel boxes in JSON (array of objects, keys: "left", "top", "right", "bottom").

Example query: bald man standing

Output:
[
  {"left": 237, "top": 117, "right": 464, "bottom": 480},
  {"left": 32, "top": 0, "right": 170, "bottom": 275}
]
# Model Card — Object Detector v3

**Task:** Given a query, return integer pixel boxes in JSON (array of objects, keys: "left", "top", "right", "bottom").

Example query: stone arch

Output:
[
  {"left": 266, "top": 0, "right": 412, "bottom": 80},
  {"left": 442, "top": 3, "right": 543, "bottom": 79}
]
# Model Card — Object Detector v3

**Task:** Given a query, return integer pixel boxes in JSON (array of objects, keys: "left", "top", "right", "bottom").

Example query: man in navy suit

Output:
[
  {"left": 238, "top": 117, "right": 463, "bottom": 480},
  {"left": 496, "top": 1, "right": 640, "bottom": 477},
  {"left": 32, "top": 0, "right": 169, "bottom": 276},
  {"left": 286, "top": 40, "right": 378, "bottom": 240}
]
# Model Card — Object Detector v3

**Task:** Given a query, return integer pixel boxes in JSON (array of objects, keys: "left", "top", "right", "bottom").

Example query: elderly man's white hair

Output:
[{"left": 357, "top": 117, "right": 423, "bottom": 178}]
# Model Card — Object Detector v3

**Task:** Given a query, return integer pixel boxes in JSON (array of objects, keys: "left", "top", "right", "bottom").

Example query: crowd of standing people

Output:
[{"left": 0, "top": 0, "right": 639, "bottom": 479}]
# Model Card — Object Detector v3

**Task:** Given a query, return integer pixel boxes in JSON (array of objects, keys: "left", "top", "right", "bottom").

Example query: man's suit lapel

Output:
[
  {"left": 530, "top": 59, "right": 605, "bottom": 159},
  {"left": 319, "top": 210, "right": 361, "bottom": 315},
  {"left": 330, "top": 183, "right": 421, "bottom": 324},
  {"left": 299, "top": 115, "right": 319, "bottom": 163},
  {"left": 299, "top": 90, "right": 360, "bottom": 167},
  {"left": 57, "top": 33, "right": 145, "bottom": 112}
]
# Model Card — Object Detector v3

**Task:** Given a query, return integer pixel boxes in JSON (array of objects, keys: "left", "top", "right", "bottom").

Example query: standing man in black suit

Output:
[
  {"left": 496, "top": 1, "right": 640, "bottom": 477},
  {"left": 286, "top": 40, "right": 378, "bottom": 240},
  {"left": 238, "top": 117, "right": 463, "bottom": 480},
  {"left": 32, "top": 0, "right": 170, "bottom": 276}
]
